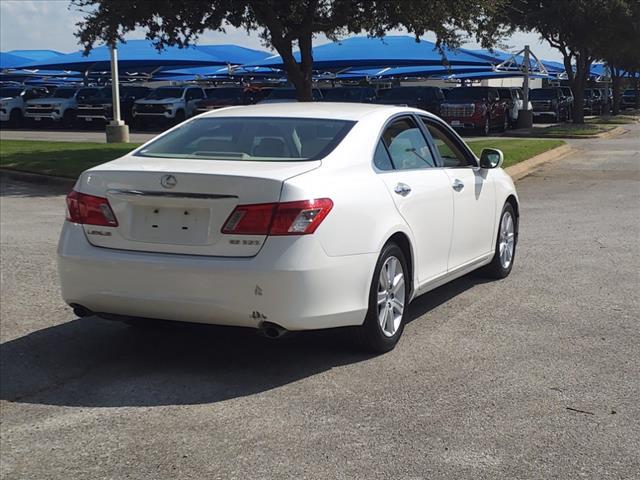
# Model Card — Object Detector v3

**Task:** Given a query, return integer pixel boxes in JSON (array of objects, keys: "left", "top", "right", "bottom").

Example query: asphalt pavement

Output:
[{"left": 1, "top": 125, "right": 639, "bottom": 479}]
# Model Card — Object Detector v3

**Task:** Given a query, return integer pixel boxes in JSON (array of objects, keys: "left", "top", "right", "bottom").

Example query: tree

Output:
[
  {"left": 593, "top": 1, "right": 640, "bottom": 114},
  {"left": 71, "top": 0, "right": 508, "bottom": 101},
  {"left": 503, "top": 0, "right": 632, "bottom": 124}
]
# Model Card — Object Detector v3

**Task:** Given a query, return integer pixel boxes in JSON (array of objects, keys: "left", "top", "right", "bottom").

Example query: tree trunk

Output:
[
  {"left": 569, "top": 55, "right": 592, "bottom": 124},
  {"left": 611, "top": 67, "right": 622, "bottom": 116},
  {"left": 270, "top": 31, "right": 314, "bottom": 102}
]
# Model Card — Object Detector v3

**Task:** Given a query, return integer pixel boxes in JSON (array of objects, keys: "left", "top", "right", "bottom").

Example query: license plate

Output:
[
  {"left": 450, "top": 120, "right": 461, "bottom": 126},
  {"left": 129, "top": 206, "right": 211, "bottom": 245},
  {"left": 34, "top": 117, "right": 41, "bottom": 121},
  {"left": 85, "top": 117, "right": 93, "bottom": 122}
]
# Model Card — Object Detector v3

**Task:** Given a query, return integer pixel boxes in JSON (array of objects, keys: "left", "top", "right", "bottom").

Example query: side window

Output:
[
  {"left": 421, "top": 118, "right": 475, "bottom": 168},
  {"left": 373, "top": 139, "right": 394, "bottom": 171},
  {"left": 382, "top": 117, "right": 436, "bottom": 170}
]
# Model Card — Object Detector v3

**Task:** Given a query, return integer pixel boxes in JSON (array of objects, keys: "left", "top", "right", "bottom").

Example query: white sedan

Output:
[{"left": 58, "top": 103, "right": 519, "bottom": 352}]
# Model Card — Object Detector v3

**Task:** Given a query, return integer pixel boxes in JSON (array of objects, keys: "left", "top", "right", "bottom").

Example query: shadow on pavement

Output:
[{"left": 0, "top": 273, "right": 489, "bottom": 408}]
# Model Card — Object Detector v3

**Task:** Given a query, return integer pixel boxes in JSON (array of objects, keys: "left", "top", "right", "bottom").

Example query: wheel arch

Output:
[
  {"left": 384, "top": 231, "right": 415, "bottom": 298},
  {"left": 505, "top": 194, "right": 520, "bottom": 240}
]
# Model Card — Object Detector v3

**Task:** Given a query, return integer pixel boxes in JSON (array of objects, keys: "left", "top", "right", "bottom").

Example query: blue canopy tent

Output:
[
  {"left": 18, "top": 39, "right": 228, "bottom": 73},
  {"left": 0, "top": 52, "right": 32, "bottom": 69},
  {"left": 336, "top": 65, "right": 494, "bottom": 80},
  {"left": 7, "top": 49, "right": 65, "bottom": 62},
  {"left": 439, "top": 70, "right": 551, "bottom": 81},
  {"left": 246, "top": 35, "right": 492, "bottom": 70},
  {"left": 193, "top": 45, "right": 271, "bottom": 65}
]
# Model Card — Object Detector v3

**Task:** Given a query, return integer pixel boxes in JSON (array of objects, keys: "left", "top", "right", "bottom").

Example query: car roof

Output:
[{"left": 200, "top": 102, "right": 429, "bottom": 121}]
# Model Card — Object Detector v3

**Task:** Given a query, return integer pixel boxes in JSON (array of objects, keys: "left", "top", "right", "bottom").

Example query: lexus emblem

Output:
[{"left": 160, "top": 174, "right": 177, "bottom": 189}]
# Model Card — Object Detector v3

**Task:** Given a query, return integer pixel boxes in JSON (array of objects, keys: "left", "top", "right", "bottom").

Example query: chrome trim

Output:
[{"left": 107, "top": 189, "right": 238, "bottom": 200}]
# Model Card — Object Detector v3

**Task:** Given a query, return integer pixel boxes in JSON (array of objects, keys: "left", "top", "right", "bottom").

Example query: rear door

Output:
[
  {"left": 375, "top": 116, "right": 453, "bottom": 283},
  {"left": 420, "top": 116, "right": 496, "bottom": 268}
]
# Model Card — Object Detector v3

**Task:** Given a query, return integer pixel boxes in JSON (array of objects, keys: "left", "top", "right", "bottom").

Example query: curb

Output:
[
  {"left": 505, "top": 144, "right": 574, "bottom": 181},
  {"left": 0, "top": 168, "right": 76, "bottom": 188},
  {"left": 503, "top": 125, "right": 627, "bottom": 140}
]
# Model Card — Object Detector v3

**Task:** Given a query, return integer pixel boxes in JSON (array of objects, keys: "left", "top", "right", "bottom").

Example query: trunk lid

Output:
[{"left": 77, "top": 156, "right": 320, "bottom": 257}]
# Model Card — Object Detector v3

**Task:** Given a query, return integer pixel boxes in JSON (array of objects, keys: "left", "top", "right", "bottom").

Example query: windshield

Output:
[
  {"left": 445, "top": 88, "right": 489, "bottom": 101},
  {"left": 0, "top": 87, "right": 22, "bottom": 98},
  {"left": 136, "top": 117, "right": 355, "bottom": 161},
  {"left": 205, "top": 87, "right": 243, "bottom": 100},
  {"left": 384, "top": 87, "right": 437, "bottom": 100},
  {"left": 146, "top": 87, "right": 184, "bottom": 99},
  {"left": 50, "top": 88, "right": 76, "bottom": 99},
  {"left": 121, "top": 86, "right": 149, "bottom": 98},
  {"left": 76, "top": 88, "right": 101, "bottom": 101},
  {"left": 530, "top": 89, "right": 558, "bottom": 100}
]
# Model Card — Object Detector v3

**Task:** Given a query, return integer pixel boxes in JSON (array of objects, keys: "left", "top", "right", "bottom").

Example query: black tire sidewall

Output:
[
  {"left": 489, "top": 203, "right": 517, "bottom": 278},
  {"left": 361, "top": 243, "right": 409, "bottom": 352}
]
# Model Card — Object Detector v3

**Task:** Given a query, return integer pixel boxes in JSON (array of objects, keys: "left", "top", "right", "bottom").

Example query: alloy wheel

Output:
[
  {"left": 499, "top": 211, "right": 515, "bottom": 269},
  {"left": 377, "top": 256, "right": 405, "bottom": 337}
]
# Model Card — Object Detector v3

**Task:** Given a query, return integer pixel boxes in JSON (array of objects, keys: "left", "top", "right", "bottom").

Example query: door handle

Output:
[
  {"left": 452, "top": 179, "right": 465, "bottom": 192},
  {"left": 394, "top": 183, "right": 411, "bottom": 196}
]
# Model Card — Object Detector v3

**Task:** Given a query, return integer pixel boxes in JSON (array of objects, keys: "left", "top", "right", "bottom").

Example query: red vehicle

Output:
[{"left": 440, "top": 87, "right": 509, "bottom": 136}]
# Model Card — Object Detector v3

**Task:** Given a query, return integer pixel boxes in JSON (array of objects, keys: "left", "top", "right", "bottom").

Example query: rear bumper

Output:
[{"left": 57, "top": 222, "right": 375, "bottom": 331}]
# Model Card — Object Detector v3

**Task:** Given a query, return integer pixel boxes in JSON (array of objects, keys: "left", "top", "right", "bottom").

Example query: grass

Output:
[
  {"left": 0, "top": 140, "right": 141, "bottom": 178},
  {"left": 0, "top": 138, "right": 565, "bottom": 178},
  {"left": 466, "top": 139, "right": 565, "bottom": 168},
  {"left": 534, "top": 123, "right": 614, "bottom": 138},
  {"left": 586, "top": 115, "right": 637, "bottom": 125}
]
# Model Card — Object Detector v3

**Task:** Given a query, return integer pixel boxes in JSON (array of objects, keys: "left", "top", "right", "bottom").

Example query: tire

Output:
[
  {"left": 9, "top": 108, "right": 23, "bottom": 127},
  {"left": 350, "top": 243, "right": 409, "bottom": 353},
  {"left": 482, "top": 203, "right": 517, "bottom": 279},
  {"left": 174, "top": 109, "right": 185, "bottom": 125},
  {"left": 61, "top": 109, "right": 76, "bottom": 128}
]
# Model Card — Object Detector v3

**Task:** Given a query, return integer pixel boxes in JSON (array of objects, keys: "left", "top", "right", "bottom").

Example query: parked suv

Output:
[
  {"left": 621, "top": 88, "right": 639, "bottom": 110},
  {"left": 194, "top": 86, "right": 272, "bottom": 114},
  {"left": 530, "top": 88, "right": 569, "bottom": 122},
  {"left": 583, "top": 88, "right": 604, "bottom": 115},
  {"left": 258, "top": 87, "right": 324, "bottom": 103},
  {"left": 0, "top": 85, "right": 48, "bottom": 126},
  {"left": 77, "top": 85, "right": 150, "bottom": 124},
  {"left": 321, "top": 86, "right": 378, "bottom": 103},
  {"left": 440, "top": 86, "right": 509, "bottom": 135},
  {"left": 375, "top": 86, "right": 444, "bottom": 115},
  {"left": 132, "top": 86, "right": 206, "bottom": 125},
  {"left": 25, "top": 86, "right": 101, "bottom": 126}
]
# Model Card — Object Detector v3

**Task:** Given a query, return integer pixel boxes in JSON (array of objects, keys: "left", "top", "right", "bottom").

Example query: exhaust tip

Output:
[
  {"left": 70, "top": 304, "right": 93, "bottom": 318},
  {"left": 257, "top": 321, "right": 289, "bottom": 339}
]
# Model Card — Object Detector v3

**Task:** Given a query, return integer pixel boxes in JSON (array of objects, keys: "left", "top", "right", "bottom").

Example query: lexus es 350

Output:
[{"left": 58, "top": 103, "right": 519, "bottom": 352}]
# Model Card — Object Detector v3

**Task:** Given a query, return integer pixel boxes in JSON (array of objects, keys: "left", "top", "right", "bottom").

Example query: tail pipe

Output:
[
  {"left": 257, "top": 321, "right": 289, "bottom": 339},
  {"left": 70, "top": 303, "right": 93, "bottom": 318}
]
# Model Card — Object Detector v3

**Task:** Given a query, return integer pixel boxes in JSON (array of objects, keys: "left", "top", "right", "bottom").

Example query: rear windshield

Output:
[
  {"left": 530, "top": 89, "right": 558, "bottom": 99},
  {"left": 136, "top": 117, "right": 355, "bottom": 161},
  {"left": 445, "top": 88, "right": 489, "bottom": 100},
  {"left": 147, "top": 87, "right": 184, "bottom": 99}
]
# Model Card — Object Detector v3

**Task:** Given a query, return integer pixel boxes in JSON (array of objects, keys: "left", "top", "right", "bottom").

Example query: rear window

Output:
[{"left": 136, "top": 117, "right": 355, "bottom": 161}]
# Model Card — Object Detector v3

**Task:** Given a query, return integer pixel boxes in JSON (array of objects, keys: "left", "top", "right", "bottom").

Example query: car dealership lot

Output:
[{"left": 1, "top": 126, "right": 639, "bottom": 478}]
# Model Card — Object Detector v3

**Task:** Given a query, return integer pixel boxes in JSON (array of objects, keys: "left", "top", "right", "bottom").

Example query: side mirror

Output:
[{"left": 479, "top": 148, "right": 504, "bottom": 169}]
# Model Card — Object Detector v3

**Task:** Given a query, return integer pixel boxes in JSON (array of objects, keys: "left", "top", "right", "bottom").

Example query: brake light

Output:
[
  {"left": 66, "top": 190, "right": 118, "bottom": 227},
  {"left": 221, "top": 198, "right": 333, "bottom": 236}
]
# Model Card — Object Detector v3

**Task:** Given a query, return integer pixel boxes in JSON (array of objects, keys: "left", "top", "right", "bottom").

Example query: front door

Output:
[
  {"left": 374, "top": 116, "right": 454, "bottom": 283},
  {"left": 420, "top": 117, "right": 497, "bottom": 269}
]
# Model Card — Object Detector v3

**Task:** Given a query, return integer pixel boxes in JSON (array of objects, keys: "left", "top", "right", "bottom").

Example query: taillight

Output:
[
  {"left": 66, "top": 190, "right": 118, "bottom": 227},
  {"left": 221, "top": 198, "right": 333, "bottom": 236}
]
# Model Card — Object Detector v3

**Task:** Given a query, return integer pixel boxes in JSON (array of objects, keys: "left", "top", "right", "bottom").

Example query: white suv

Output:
[
  {"left": 132, "top": 86, "right": 205, "bottom": 125},
  {"left": 0, "top": 85, "right": 47, "bottom": 125},
  {"left": 25, "top": 86, "right": 101, "bottom": 126}
]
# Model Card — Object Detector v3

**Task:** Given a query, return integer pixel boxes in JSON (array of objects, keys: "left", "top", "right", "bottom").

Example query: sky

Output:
[{"left": 0, "top": 0, "right": 564, "bottom": 62}]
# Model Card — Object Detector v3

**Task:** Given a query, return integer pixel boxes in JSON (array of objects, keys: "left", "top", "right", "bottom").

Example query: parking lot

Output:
[{"left": 1, "top": 124, "right": 638, "bottom": 479}]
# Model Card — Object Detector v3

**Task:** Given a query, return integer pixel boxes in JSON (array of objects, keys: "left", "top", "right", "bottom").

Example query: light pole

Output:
[
  {"left": 106, "top": 44, "right": 130, "bottom": 143},
  {"left": 517, "top": 45, "right": 534, "bottom": 128}
]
